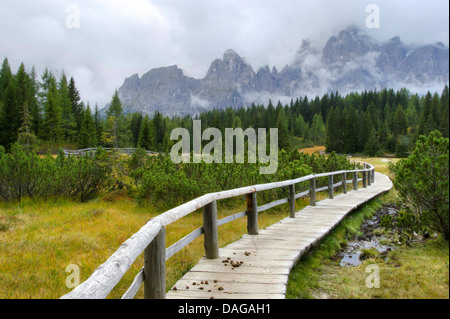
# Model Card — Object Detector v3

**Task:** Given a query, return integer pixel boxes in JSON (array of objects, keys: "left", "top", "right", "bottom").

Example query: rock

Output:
[{"left": 109, "top": 26, "right": 449, "bottom": 117}]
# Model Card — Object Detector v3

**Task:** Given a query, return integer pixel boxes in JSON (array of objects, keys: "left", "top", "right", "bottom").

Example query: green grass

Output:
[
  {"left": 286, "top": 190, "right": 449, "bottom": 299},
  {"left": 0, "top": 195, "right": 298, "bottom": 299}
]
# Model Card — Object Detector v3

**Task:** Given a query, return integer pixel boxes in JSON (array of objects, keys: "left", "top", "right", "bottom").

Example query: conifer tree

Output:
[
  {"left": 138, "top": 115, "right": 152, "bottom": 151},
  {"left": 58, "top": 73, "right": 77, "bottom": 142},
  {"left": 93, "top": 104, "right": 103, "bottom": 146},
  {"left": 67, "top": 77, "right": 84, "bottom": 137},
  {"left": 276, "top": 107, "right": 290, "bottom": 150},
  {"left": 78, "top": 106, "right": 97, "bottom": 148},
  {"left": 17, "top": 101, "right": 39, "bottom": 152},
  {"left": 42, "top": 77, "right": 63, "bottom": 143},
  {"left": 0, "top": 78, "right": 19, "bottom": 149}
]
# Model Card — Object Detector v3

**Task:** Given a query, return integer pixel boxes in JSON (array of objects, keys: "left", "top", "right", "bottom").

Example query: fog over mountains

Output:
[{"left": 112, "top": 26, "right": 449, "bottom": 117}]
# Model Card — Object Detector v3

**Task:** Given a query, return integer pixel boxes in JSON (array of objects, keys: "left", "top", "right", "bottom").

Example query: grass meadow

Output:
[{"left": 1, "top": 156, "right": 447, "bottom": 299}]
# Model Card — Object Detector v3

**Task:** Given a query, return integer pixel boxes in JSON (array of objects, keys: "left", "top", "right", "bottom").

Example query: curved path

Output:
[{"left": 166, "top": 172, "right": 393, "bottom": 299}]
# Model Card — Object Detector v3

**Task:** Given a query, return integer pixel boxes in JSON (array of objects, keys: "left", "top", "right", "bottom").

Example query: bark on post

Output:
[
  {"left": 246, "top": 192, "right": 258, "bottom": 235},
  {"left": 203, "top": 200, "right": 219, "bottom": 259},
  {"left": 144, "top": 227, "right": 166, "bottom": 299},
  {"left": 353, "top": 172, "right": 358, "bottom": 191},
  {"left": 342, "top": 172, "right": 347, "bottom": 194},
  {"left": 310, "top": 178, "right": 316, "bottom": 206},
  {"left": 328, "top": 175, "right": 334, "bottom": 199},
  {"left": 289, "top": 184, "right": 296, "bottom": 218}
]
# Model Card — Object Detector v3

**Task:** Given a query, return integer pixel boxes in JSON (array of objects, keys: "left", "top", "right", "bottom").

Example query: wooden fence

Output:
[
  {"left": 61, "top": 162, "right": 375, "bottom": 299},
  {"left": 63, "top": 148, "right": 158, "bottom": 157}
]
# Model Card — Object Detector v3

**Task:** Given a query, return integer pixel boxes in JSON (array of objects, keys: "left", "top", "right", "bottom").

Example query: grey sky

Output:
[{"left": 0, "top": 0, "right": 448, "bottom": 108}]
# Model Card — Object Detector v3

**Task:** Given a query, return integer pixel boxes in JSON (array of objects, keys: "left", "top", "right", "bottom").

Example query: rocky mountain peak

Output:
[{"left": 112, "top": 27, "right": 449, "bottom": 117}]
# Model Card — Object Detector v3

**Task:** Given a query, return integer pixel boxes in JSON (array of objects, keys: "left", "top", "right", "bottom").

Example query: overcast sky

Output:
[{"left": 0, "top": 0, "right": 448, "bottom": 108}]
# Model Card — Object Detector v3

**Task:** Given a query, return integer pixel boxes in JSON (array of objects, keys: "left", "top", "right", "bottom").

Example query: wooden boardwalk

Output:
[{"left": 166, "top": 172, "right": 393, "bottom": 299}]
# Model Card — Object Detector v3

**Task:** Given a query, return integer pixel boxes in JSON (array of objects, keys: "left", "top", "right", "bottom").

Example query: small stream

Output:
[{"left": 339, "top": 205, "right": 398, "bottom": 267}]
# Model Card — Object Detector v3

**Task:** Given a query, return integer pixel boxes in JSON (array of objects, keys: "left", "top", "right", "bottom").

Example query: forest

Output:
[{"left": 0, "top": 57, "right": 449, "bottom": 157}]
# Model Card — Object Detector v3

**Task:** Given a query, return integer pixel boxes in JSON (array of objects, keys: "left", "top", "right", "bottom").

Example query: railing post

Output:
[
  {"left": 363, "top": 171, "right": 368, "bottom": 188},
  {"left": 328, "top": 175, "right": 334, "bottom": 199},
  {"left": 367, "top": 169, "right": 372, "bottom": 186},
  {"left": 342, "top": 172, "right": 347, "bottom": 194},
  {"left": 310, "top": 177, "right": 316, "bottom": 206},
  {"left": 246, "top": 192, "right": 258, "bottom": 235},
  {"left": 203, "top": 200, "right": 219, "bottom": 259},
  {"left": 144, "top": 227, "right": 166, "bottom": 299},
  {"left": 353, "top": 172, "right": 358, "bottom": 191},
  {"left": 289, "top": 184, "right": 296, "bottom": 218}
]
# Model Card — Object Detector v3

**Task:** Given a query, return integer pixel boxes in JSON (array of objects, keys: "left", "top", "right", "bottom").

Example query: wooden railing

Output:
[
  {"left": 63, "top": 148, "right": 158, "bottom": 157},
  {"left": 61, "top": 162, "right": 375, "bottom": 299}
]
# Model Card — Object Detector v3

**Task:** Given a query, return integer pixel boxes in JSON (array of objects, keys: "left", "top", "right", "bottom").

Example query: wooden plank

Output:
[
  {"left": 257, "top": 197, "right": 289, "bottom": 213},
  {"left": 174, "top": 271, "right": 288, "bottom": 285},
  {"left": 170, "top": 279, "right": 286, "bottom": 295},
  {"left": 121, "top": 268, "right": 144, "bottom": 300},
  {"left": 166, "top": 227, "right": 204, "bottom": 260},
  {"left": 217, "top": 210, "right": 247, "bottom": 227},
  {"left": 166, "top": 290, "right": 285, "bottom": 299}
]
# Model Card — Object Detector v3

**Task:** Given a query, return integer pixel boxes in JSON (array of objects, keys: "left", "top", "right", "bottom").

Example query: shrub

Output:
[{"left": 388, "top": 131, "right": 449, "bottom": 240}]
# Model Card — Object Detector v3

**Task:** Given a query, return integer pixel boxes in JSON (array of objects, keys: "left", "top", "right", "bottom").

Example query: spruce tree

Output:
[
  {"left": 138, "top": 115, "right": 152, "bottom": 151},
  {"left": 93, "top": 104, "right": 103, "bottom": 146},
  {"left": 392, "top": 104, "right": 407, "bottom": 137},
  {"left": 68, "top": 76, "right": 83, "bottom": 132},
  {"left": 78, "top": 106, "right": 97, "bottom": 148},
  {"left": 42, "top": 77, "right": 63, "bottom": 143},
  {"left": 58, "top": 73, "right": 77, "bottom": 142},
  {"left": 276, "top": 107, "right": 290, "bottom": 150},
  {"left": 0, "top": 78, "right": 19, "bottom": 149},
  {"left": 17, "top": 101, "right": 39, "bottom": 152}
]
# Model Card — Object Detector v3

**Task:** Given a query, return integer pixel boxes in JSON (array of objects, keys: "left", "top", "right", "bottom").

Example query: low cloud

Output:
[{"left": 0, "top": 0, "right": 448, "bottom": 108}]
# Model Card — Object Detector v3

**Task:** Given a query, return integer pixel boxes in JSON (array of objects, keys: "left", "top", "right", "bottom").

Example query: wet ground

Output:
[{"left": 339, "top": 205, "right": 398, "bottom": 267}]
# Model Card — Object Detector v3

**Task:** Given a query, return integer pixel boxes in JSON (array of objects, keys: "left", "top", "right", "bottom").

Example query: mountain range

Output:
[{"left": 111, "top": 26, "right": 449, "bottom": 117}]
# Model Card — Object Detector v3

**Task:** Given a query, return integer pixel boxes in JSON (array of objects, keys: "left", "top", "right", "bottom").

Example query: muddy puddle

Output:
[{"left": 339, "top": 205, "right": 398, "bottom": 267}]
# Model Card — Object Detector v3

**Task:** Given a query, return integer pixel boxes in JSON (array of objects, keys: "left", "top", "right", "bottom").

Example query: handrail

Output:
[
  {"left": 61, "top": 162, "right": 375, "bottom": 299},
  {"left": 63, "top": 148, "right": 159, "bottom": 156}
]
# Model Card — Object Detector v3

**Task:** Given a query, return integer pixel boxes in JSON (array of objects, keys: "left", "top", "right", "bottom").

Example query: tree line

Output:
[{"left": 1, "top": 57, "right": 448, "bottom": 157}]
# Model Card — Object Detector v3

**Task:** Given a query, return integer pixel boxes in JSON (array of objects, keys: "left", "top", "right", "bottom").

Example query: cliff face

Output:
[{"left": 113, "top": 26, "right": 449, "bottom": 117}]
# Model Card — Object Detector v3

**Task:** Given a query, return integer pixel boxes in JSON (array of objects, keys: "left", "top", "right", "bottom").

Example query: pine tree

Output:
[
  {"left": 130, "top": 112, "right": 143, "bottom": 147},
  {"left": 418, "top": 92, "right": 433, "bottom": 136},
  {"left": 276, "top": 107, "right": 290, "bottom": 150},
  {"left": 364, "top": 128, "right": 381, "bottom": 157},
  {"left": 325, "top": 106, "right": 342, "bottom": 152},
  {"left": 107, "top": 89, "right": 123, "bottom": 119},
  {"left": 392, "top": 104, "right": 407, "bottom": 137},
  {"left": 138, "top": 115, "right": 152, "bottom": 150},
  {"left": 42, "top": 77, "right": 63, "bottom": 143},
  {"left": 310, "top": 114, "right": 326, "bottom": 146},
  {"left": 0, "top": 58, "right": 13, "bottom": 97},
  {"left": 93, "top": 104, "right": 103, "bottom": 146},
  {"left": 78, "top": 106, "right": 97, "bottom": 148},
  {"left": 0, "top": 78, "right": 19, "bottom": 149},
  {"left": 343, "top": 106, "right": 358, "bottom": 154},
  {"left": 17, "top": 101, "right": 39, "bottom": 152},
  {"left": 28, "top": 67, "right": 40, "bottom": 136},
  {"left": 68, "top": 76, "right": 83, "bottom": 133},
  {"left": 106, "top": 90, "right": 123, "bottom": 149},
  {"left": 58, "top": 72, "right": 77, "bottom": 142}
]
